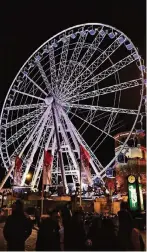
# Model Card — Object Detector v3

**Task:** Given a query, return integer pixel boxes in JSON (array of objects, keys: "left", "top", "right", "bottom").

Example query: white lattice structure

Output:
[{"left": 0, "top": 23, "right": 145, "bottom": 191}]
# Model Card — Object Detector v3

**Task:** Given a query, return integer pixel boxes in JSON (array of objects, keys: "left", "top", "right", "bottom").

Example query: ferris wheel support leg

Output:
[
  {"left": 52, "top": 103, "right": 67, "bottom": 194},
  {"left": 60, "top": 107, "right": 80, "bottom": 157},
  {"left": 61, "top": 108, "right": 103, "bottom": 180},
  {"left": 72, "top": 123, "right": 103, "bottom": 181},
  {"left": 31, "top": 126, "right": 55, "bottom": 189},
  {"left": 57, "top": 109, "right": 80, "bottom": 183},
  {"left": 0, "top": 165, "right": 14, "bottom": 191},
  {"left": 21, "top": 107, "right": 51, "bottom": 186}
]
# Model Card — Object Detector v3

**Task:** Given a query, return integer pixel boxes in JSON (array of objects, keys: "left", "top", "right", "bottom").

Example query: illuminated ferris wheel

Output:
[{"left": 0, "top": 23, "right": 145, "bottom": 191}]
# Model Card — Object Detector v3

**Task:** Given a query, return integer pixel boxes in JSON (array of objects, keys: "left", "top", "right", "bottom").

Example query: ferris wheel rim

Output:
[{"left": 0, "top": 23, "right": 145, "bottom": 185}]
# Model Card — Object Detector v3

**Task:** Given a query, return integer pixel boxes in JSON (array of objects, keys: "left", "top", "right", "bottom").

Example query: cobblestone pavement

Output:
[{"left": 0, "top": 223, "right": 37, "bottom": 251}]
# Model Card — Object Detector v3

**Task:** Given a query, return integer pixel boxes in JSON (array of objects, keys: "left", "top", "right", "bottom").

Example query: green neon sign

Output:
[
  {"left": 139, "top": 183, "right": 144, "bottom": 211},
  {"left": 128, "top": 183, "right": 138, "bottom": 211}
]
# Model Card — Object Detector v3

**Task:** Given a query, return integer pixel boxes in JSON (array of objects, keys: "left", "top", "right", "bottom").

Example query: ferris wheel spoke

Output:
[
  {"left": 7, "top": 107, "right": 50, "bottom": 162},
  {"left": 57, "top": 37, "right": 70, "bottom": 84},
  {"left": 68, "top": 27, "right": 106, "bottom": 86},
  {"left": 67, "top": 35, "right": 124, "bottom": 95},
  {"left": 21, "top": 107, "right": 52, "bottom": 185},
  {"left": 18, "top": 106, "right": 51, "bottom": 160},
  {"left": 110, "top": 120, "right": 125, "bottom": 134},
  {"left": 5, "top": 114, "right": 40, "bottom": 147},
  {"left": 10, "top": 134, "right": 32, "bottom": 161},
  {"left": 4, "top": 103, "right": 47, "bottom": 111},
  {"left": 62, "top": 31, "right": 88, "bottom": 90},
  {"left": 67, "top": 78, "right": 142, "bottom": 102},
  {"left": 24, "top": 74, "right": 48, "bottom": 96},
  {"left": 2, "top": 108, "right": 44, "bottom": 128},
  {"left": 91, "top": 116, "right": 121, "bottom": 152},
  {"left": 68, "top": 53, "right": 138, "bottom": 97},
  {"left": 35, "top": 59, "right": 51, "bottom": 93},
  {"left": 12, "top": 89, "right": 45, "bottom": 101},
  {"left": 93, "top": 121, "right": 123, "bottom": 154},
  {"left": 49, "top": 46, "right": 57, "bottom": 92},
  {"left": 68, "top": 103, "right": 138, "bottom": 115},
  {"left": 93, "top": 112, "right": 110, "bottom": 123},
  {"left": 70, "top": 111, "right": 122, "bottom": 144}
]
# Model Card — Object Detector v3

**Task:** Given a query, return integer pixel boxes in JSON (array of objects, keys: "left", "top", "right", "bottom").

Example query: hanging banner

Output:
[
  {"left": 127, "top": 175, "right": 139, "bottom": 211},
  {"left": 80, "top": 145, "right": 92, "bottom": 185},
  {"left": 14, "top": 156, "right": 22, "bottom": 186},
  {"left": 43, "top": 150, "right": 53, "bottom": 185}
]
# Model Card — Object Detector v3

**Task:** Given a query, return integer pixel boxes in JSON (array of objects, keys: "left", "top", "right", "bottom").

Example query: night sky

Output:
[
  {"left": 0, "top": 0, "right": 146, "bottom": 104},
  {"left": 0, "top": 1, "right": 146, "bottom": 185}
]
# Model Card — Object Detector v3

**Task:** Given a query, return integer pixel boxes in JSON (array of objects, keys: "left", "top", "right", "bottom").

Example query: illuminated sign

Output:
[
  {"left": 137, "top": 176, "right": 144, "bottom": 211},
  {"left": 127, "top": 176, "right": 139, "bottom": 211},
  {"left": 139, "top": 184, "right": 144, "bottom": 211},
  {"left": 128, "top": 184, "right": 138, "bottom": 211}
]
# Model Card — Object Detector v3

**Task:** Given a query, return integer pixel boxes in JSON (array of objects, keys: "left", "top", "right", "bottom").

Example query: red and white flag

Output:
[
  {"left": 80, "top": 145, "right": 92, "bottom": 185},
  {"left": 14, "top": 156, "right": 22, "bottom": 186},
  {"left": 43, "top": 150, "right": 53, "bottom": 185}
]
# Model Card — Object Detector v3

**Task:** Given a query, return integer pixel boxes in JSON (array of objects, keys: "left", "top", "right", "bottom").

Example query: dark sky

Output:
[
  {"left": 0, "top": 1, "right": 146, "bottom": 186},
  {"left": 0, "top": 0, "right": 146, "bottom": 106}
]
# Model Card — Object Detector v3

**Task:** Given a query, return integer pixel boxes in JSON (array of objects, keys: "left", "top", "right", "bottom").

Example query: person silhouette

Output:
[{"left": 3, "top": 199, "right": 32, "bottom": 251}]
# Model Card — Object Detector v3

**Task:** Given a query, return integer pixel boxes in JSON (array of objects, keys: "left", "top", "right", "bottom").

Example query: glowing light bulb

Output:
[
  {"left": 89, "top": 29, "right": 95, "bottom": 35},
  {"left": 26, "top": 173, "right": 32, "bottom": 180},
  {"left": 71, "top": 33, "right": 76, "bottom": 39}
]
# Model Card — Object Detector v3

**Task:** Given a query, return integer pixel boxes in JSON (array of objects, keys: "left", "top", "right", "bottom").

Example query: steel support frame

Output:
[
  {"left": 61, "top": 108, "right": 103, "bottom": 181},
  {"left": 56, "top": 107, "right": 80, "bottom": 183},
  {"left": 52, "top": 103, "right": 67, "bottom": 193},
  {"left": 31, "top": 125, "right": 55, "bottom": 189}
]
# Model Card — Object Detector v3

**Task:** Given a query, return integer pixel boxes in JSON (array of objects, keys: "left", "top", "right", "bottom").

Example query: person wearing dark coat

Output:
[
  {"left": 34, "top": 206, "right": 40, "bottom": 227},
  {"left": 36, "top": 209, "right": 60, "bottom": 251},
  {"left": 3, "top": 199, "right": 32, "bottom": 251},
  {"left": 66, "top": 211, "right": 86, "bottom": 251},
  {"left": 98, "top": 218, "right": 118, "bottom": 251},
  {"left": 61, "top": 204, "right": 72, "bottom": 251},
  {"left": 118, "top": 209, "right": 142, "bottom": 250},
  {"left": 87, "top": 217, "right": 102, "bottom": 250}
]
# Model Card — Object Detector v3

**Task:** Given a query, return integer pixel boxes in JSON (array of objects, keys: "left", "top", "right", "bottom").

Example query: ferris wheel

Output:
[{"left": 0, "top": 23, "right": 145, "bottom": 191}]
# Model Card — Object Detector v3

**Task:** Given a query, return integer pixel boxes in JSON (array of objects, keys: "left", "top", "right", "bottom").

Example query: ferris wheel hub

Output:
[{"left": 45, "top": 96, "right": 53, "bottom": 105}]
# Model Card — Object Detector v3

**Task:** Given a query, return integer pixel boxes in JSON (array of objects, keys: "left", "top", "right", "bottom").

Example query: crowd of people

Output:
[{"left": 2, "top": 200, "right": 145, "bottom": 251}]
